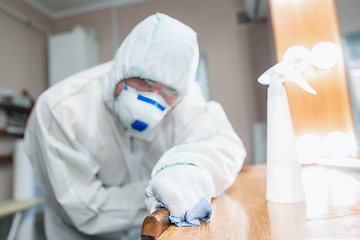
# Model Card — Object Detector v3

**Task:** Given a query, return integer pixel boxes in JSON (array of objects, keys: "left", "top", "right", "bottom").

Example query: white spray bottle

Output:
[{"left": 258, "top": 46, "right": 316, "bottom": 203}]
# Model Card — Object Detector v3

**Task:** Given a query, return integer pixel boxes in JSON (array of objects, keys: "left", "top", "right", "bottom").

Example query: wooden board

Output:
[
  {"left": 141, "top": 208, "right": 170, "bottom": 240},
  {"left": 268, "top": 0, "right": 355, "bottom": 142},
  {"left": 0, "top": 199, "right": 41, "bottom": 217},
  {"left": 0, "top": 154, "right": 12, "bottom": 163}
]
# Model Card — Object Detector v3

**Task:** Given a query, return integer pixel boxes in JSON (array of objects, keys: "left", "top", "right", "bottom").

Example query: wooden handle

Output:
[{"left": 141, "top": 208, "right": 170, "bottom": 240}]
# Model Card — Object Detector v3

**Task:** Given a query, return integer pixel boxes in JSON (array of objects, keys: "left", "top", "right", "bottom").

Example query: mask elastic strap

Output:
[{"left": 124, "top": 79, "right": 128, "bottom": 90}]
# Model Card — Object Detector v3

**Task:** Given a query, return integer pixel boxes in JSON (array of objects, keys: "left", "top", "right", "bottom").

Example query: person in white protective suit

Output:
[{"left": 24, "top": 13, "right": 246, "bottom": 239}]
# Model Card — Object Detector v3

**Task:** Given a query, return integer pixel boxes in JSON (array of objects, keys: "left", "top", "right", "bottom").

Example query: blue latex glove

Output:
[{"left": 156, "top": 197, "right": 212, "bottom": 227}]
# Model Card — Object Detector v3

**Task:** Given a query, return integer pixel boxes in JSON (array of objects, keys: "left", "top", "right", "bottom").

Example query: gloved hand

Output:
[{"left": 145, "top": 165, "right": 213, "bottom": 219}]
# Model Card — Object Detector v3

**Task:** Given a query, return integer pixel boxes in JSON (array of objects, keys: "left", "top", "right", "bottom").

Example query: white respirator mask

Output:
[{"left": 115, "top": 81, "right": 171, "bottom": 141}]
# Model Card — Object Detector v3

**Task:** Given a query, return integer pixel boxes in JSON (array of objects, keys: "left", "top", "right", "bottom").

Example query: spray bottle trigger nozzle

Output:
[{"left": 292, "top": 71, "right": 317, "bottom": 95}]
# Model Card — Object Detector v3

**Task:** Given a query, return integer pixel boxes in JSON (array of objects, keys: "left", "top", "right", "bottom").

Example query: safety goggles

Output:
[
  {"left": 137, "top": 78, "right": 179, "bottom": 98},
  {"left": 123, "top": 78, "right": 181, "bottom": 107}
]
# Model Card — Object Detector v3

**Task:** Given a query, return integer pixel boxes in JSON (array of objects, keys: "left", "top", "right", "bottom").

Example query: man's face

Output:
[{"left": 115, "top": 77, "right": 181, "bottom": 108}]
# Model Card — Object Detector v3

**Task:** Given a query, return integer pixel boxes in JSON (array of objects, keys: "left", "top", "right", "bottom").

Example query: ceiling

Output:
[{"left": 23, "top": 0, "right": 154, "bottom": 19}]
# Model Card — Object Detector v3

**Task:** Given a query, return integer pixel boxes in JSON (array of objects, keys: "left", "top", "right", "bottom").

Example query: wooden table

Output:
[{"left": 157, "top": 164, "right": 360, "bottom": 239}]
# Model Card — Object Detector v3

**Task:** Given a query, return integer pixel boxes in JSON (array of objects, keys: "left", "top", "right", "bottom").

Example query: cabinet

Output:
[
  {"left": 48, "top": 25, "right": 99, "bottom": 87},
  {"left": 0, "top": 90, "right": 33, "bottom": 163},
  {"left": 0, "top": 103, "right": 31, "bottom": 137}
]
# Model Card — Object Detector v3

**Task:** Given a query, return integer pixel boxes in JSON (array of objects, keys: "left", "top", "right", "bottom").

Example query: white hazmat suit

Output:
[{"left": 24, "top": 13, "right": 246, "bottom": 239}]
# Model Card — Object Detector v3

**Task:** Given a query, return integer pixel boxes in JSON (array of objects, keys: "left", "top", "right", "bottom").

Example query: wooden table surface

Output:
[{"left": 158, "top": 164, "right": 360, "bottom": 239}]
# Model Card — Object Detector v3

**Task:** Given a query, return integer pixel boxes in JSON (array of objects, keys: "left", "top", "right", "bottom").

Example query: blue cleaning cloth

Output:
[{"left": 156, "top": 197, "right": 212, "bottom": 227}]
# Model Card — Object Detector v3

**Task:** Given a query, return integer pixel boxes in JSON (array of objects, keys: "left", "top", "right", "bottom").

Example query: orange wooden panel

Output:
[{"left": 268, "top": 0, "right": 355, "bottom": 141}]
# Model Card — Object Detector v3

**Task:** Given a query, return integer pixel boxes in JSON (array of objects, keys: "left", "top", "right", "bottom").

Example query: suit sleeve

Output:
[
  {"left": 151, "top": 89, "right": 247, "bottom": 197},
  {"left": 24, "top": 95, "right": 148, "bottom": 235}
]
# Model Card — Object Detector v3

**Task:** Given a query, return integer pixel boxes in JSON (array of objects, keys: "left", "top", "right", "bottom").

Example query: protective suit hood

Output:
[{"left": 105, "top": 13, "right": 200, "bottom": 113}]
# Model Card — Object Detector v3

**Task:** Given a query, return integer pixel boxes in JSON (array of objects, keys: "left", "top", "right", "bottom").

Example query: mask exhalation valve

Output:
[{"left": 131, "top": 120, "right": 148, "bottom": 132}]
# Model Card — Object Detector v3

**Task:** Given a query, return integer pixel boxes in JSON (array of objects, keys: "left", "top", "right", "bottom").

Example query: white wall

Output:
[
  {"left": 0, "top": 0, "right": 52, "bottom": 201},
  {"left": 53, "top": 8, "right": 113, "bottom": 64}
]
